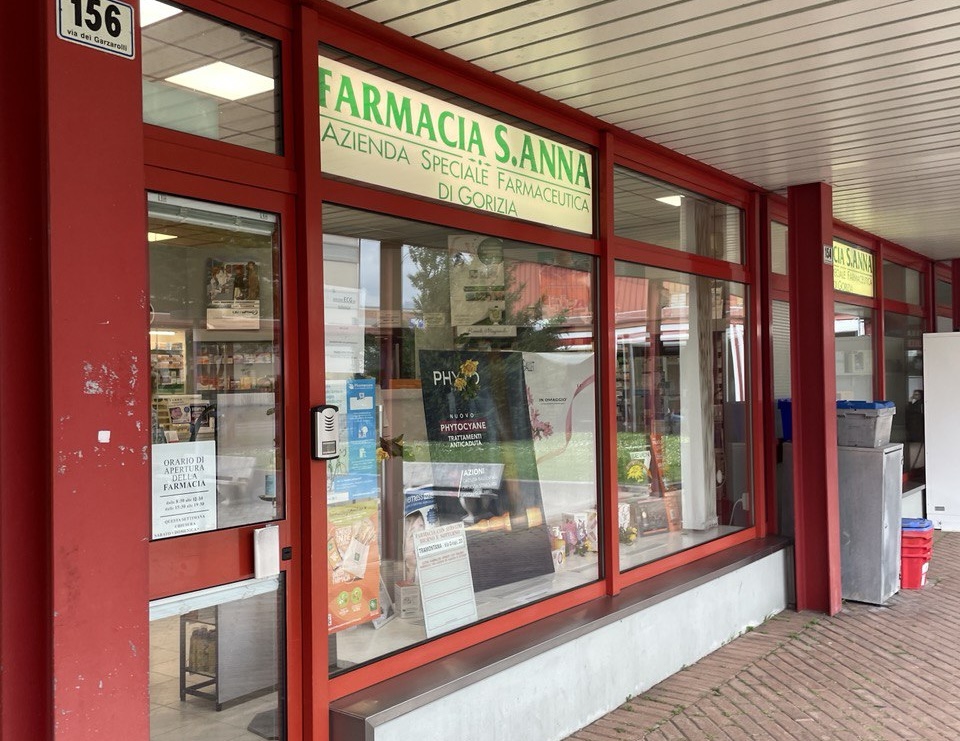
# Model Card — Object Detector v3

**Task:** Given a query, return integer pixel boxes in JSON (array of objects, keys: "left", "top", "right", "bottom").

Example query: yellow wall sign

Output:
[{"left": 833, "top": 241, "right": 874, "bottom": 297}]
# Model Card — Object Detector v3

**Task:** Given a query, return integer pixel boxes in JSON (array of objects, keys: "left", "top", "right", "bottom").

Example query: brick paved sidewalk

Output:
[{"left": 566, "top": 531, "right": 959, "bottom": 741}]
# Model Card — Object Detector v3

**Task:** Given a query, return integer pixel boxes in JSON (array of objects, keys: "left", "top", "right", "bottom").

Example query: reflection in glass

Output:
[
  {"left": 322, "top": 205, "right": 598, "bottom": 674},
  {"left": 614, "top": 262, "right": 752, "bottom": 572},
  {"left": 882, "top": 261, "right": 922, "bottom": 305},
  {"left": 936, "top": 278, "right": 952, "bottom": 309},
  {"left": 883, "top": 312, "right": 924, "bottom": 447},
  {"left": 141, "top": 1, "right": 282, "bottom": 154},
  {"left": 613, "top": 166, "right": 742, "bottom": 262},
  {"left": 770, "top": 222, "right": 788, "bottom": 275},
  {"left": 835, "top": 302, "right": 874, "bottom": 401},
  {"left": 149, "top": 577, "right": 285, "bottom": 740},
  {"left": 148, "top": 194, "right": 282, "bottom": 538}
]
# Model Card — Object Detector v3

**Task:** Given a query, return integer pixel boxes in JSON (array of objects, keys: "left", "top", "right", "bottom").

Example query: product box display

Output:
[
  {"left": 562, "top": 510, "right": 598, "bottom": 553},
  {"left": 394, "top": 581, "right": 422, "bottom": 619},
  {"left": 631, "top": 498, "right": 670, "bottom": 535}
]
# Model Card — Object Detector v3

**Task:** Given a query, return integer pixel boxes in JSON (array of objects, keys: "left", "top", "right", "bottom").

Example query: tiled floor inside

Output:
[{"left": 150, "top": 615, "right": 280, "bottom": 740}]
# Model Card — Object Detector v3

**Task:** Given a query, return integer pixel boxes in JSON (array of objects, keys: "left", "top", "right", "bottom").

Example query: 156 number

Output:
[{"left": 69, "top": 0, "right": 123, "bottom": 37}]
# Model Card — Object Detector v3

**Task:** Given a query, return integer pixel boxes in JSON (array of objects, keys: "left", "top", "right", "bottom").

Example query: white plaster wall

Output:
[{"left": 373, "top": 548, "right": 790, "bottom": 741}]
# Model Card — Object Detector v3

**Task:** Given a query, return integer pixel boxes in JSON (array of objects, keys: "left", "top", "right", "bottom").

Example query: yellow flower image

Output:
[
  {"left": 453, "top": 377, "right": 467, "bottom": 391},
  {"left": 460, "top": 359, "right": 478, "bottom": 375},
  {"left": 626, "top": 461, "right": 648, "bottom": 482},
  {"left": 376, "top": 447, "right": 389, "bottom": 462}
]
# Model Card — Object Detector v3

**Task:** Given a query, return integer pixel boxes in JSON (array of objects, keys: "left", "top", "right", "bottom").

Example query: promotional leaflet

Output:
[
  {"left": 327, "top": 498, "right": 382, "bottom": 633},
  {"left": 414, "top": 522, "right": 478, "bottom": 638}
]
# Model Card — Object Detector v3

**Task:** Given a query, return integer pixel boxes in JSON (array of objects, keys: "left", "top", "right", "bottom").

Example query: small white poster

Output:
[
  {"left": 449, "top": 235, "right": 508, "bottom": 332},
  {"left": 414, "top": 522, "right": 478, "bottom": 638},
  {"left": 324, "top": 284, "right": 365, "bottom": 374},
  {"left": 152, "top": 440, "right": 217, "bottom": 539}
]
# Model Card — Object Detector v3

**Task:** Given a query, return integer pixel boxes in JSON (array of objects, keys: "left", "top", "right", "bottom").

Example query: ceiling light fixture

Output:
[
  {"left": 140, "top": 0, "right": 182, "bottom": 27},
  {"left": 164, "top": 62, "right": 274, "bottom": 101},
  {"left": 147, "top": 232, "right": 177, "bottom": 242},
  {"left": 656, "top": 195, "right": 683, "bottom": 207}
]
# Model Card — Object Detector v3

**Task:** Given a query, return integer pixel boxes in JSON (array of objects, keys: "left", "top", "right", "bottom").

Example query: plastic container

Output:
[
  {"left": 901, "top": 555, "right": 930, "bottom": 589},
  {"left": 901, "top": 518, "right": 934, "bottom": 590},
  {"left": 777, "top": 399, "right": 793, "bottom": 440},
  {"left": 836, "top": 400, "right": 896, "bottom": 447}
]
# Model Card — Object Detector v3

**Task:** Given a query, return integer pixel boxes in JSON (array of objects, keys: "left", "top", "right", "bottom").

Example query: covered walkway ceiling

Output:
[{"left": 331, "top": 0, "right": 960, "bottom": 262}]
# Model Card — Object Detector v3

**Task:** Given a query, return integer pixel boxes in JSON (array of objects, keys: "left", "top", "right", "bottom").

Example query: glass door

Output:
[{"left": 146, "top": 193, "right": 290, "bottom": 740}]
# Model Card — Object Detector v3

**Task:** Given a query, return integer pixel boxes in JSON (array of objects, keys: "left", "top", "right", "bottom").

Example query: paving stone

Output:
[{"left": 566, "top": 532, "right": 960, "bottom": 740}]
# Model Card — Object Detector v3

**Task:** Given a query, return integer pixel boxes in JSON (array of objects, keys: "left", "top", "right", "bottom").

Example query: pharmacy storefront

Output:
[{"left": 5, "top": 2, "right": 948, "bottom": 741}]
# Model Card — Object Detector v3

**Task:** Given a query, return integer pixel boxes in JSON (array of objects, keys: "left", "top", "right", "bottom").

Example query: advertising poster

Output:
[
  {"left": 522, "top": 352, "right": 596, "bottom": 478},
  {"left": 327, "top": 498, "right": 382, "bottom": 634},
  {"left": 206, "top": 258, "right": 261, "bottom": 329},
  {"left": 151, "top": 440, "right": 217, "bottom": 539},
  {"left": 417, "top": 349, "right": 555, "bottom": 591}
]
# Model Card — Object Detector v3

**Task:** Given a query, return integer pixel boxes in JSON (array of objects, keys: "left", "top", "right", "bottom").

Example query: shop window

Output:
[
  {"left": 149, "top": 577, "right": 285, "bottom": 739},
  {"left": 141, "top": 0, "right": 282, "bottom": 154},
  {"left": 770, "top": 221, "right": 788, "bottom": 275},
  {"left": 835, "top": 302, "right": 874, "bottom": 401},
  {"left": 613, "top": 166, "right": 742, "bottom": 262},
  {"left": 147, "top": 193, "right": 283, "bottom": 538},
  {"left": 614, "top": 263, "right": 752, "bottom": 571},
  {"left": 882, "top": 261, "right": 922, "bottom": 305},
  {"left": 321, "top": 205, "right": 598, "bottom": 674},
  {"left": 883, "top": 312, "right": 924, "bottom": 447}
]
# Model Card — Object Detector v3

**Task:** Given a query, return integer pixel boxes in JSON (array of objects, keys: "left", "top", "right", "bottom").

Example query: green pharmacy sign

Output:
[{"left": 318, "top": 56, "right": 594, "bottom": 234}]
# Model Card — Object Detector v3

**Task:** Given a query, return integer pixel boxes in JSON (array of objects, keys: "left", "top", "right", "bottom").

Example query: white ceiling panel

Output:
[{"left": 328, "top": 0, "right": 960, "bottom": 261}]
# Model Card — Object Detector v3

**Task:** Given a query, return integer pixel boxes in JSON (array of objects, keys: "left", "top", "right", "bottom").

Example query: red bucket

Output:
[{"left": 902, "top": 554, "right": 930, "bottom": 589}]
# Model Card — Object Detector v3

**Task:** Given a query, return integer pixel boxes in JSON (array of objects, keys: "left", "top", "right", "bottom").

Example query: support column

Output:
[
  {"left": 2, "top": 3, "right": 150, "bottom": 738},
  {"left": 953, "top": 260, "right": 960, "bottom": 331},
  {"left": 787, "top": 183, "right": 842, "bottom": 615}
]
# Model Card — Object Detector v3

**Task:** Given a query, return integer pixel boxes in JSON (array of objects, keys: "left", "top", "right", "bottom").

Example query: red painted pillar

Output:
[
  {"left": 3, "top": 3, "right": 150, "bottom": 738},
  {"left": 1, "top": 4, "right": 52, "bottom": 738},
  {"left": 787, "top": 183, "right": 842, "bottom": 615},
  {"left": 952, "top": 259, "right": 960, "bottom": 331}
]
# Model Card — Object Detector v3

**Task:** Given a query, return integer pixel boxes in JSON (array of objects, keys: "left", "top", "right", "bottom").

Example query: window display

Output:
[
  {"left": 148, "top": 193, "right": 283, "bottom": 538},
  {"left": 322, "top": 205, "right": 599, "bottom": 674},
  {"left": 614, "top": 263, "right": 752, "bottom": 571}
]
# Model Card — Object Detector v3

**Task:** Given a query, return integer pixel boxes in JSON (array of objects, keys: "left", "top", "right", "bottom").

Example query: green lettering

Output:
[
  {"left": 318, "top": 67, "right": 333, "bottom": 108},
  {"left": 575, "top": 155, "right": 591, "bottom": 188},
  {"left": 415, "top": 105, "right": 437, "bottom": 142},
  {"left": 335, "top": 74, "right": 359, "bottom": 118},
  {"left": 362, "top": 83, "right": 383, "bottom": 125},
  {"left": 538, "top": 140, "right": 556, "bottom": 179},
  {"left": 467, "top": 122, "right": 485, "bottom": 156},
  {"left": 385, "top": 91, "right": 412, "bottom": 133},
  {"left": 494, "top": 125, "right": 510, "bottom": 163},
  {"left": 437, "top": 110, "right": 458, "bottom": 148},
  {"left": 518, "top": 136, "right": 538, "bottom": 173}
]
